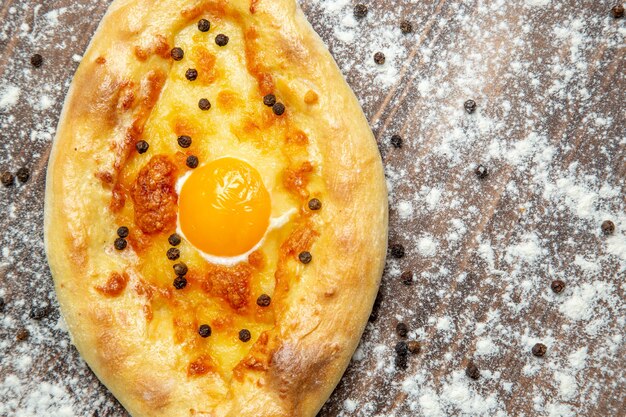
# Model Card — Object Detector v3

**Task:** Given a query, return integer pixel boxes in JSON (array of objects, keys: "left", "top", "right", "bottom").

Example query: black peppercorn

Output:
[
  {"left": 168, "top": 234, "right": 182, "bottom": 246},
  {"left": 298, "top": 251, "right": 312, "bottom": 264},
  {"left": 257, "top": 294, "right": 271, "bottom": 307},
  {"left": 464, "top": 99, "right": 477, "bottom": 114},
  {"left": 136, "top": 140, "right": 149, "bottom": 154},
  {"left": 198, "top": 98, "right": 211, "bottom": 111},
  {"left": 407, "top": 340, "right": 421, "bottom": 354},
  {"left": 601, "top": 220, "right": 615, "bottom": 235},
  {"left": 395, "top": 354, "right": 408, "bottom": 370},
  {"left": 390, "top": 243, "right": 405, "bottom": 258},
  {"left": 173, "top": 263, "right": 188, "bottom": 276},
  {"left": 186, "top": 155, "right": 199, "bottom": 169},
  {"left": 167, "top": 247, "right": 180, "bottom": 260},
  {"left": 198, "top": 19, "right": 211, "bottom": 32},
  {"left": 396, "top": 322, "right": 409, "bottom": 338},
  {"left": 374, "top": 52, "right": 386, "bottom": 65},
  {"left": 395, "top": 341, "right": 408, "bottom": 356},
  {"left": 475, "top": 164, "right": 488, "bottom": 179},
  {"left": 30, "top": 305, "right": 50, "bottom": 320},
  {"left": 198, "top": 324, "right": 212, "bottom": 337},
  {"left": 30, "top": 54, "right": 43, "bottom": 67},
  {"left": 185, "top": 68, "right": 198, "bottom": 81},
  {"left": 177, "top": 135, "right": 192, "bottom": 148},
  {"left": 0, "top": 297, "right": 5, "bottom": 313},
  {"left": 353, "top": 4, "right": 368, "bottom": 18},
  {"left": 215, "top": 34, "right": 229, "bottom": 46},
  {"left": 612, "top": 4, "right": 624, "bottom": 18},
  {"left": 391, "top": 134, "right": 403, "bottom": 148},
  {"left": 239, "top": 329, "right": 251, "bottom": 342},
  {"left": 1, "top": 171, "right": 14, "bottom": 187},
  {"left": 308, "top": 198, "right": 322, "bottom": 211},
  {"left": 551, "top": 280, "right": 565, "bottom": 294},
  {"left": 263, "top": 94, "right": 276, "bottom": 107},
  {"left": 400, "top": 20, "right": 413, "bottom": 34},
  {"left": 170, "top": 47, "right": 184, "bottom": 61},
  {"left": 532, "top": 343, "right": 547, "bottom": 357},
  {"left": 173, "top": 276, "right": 187, "bottom": 289},
  {"left": 117, "top": 226, "right": 129, "bottom": 238},
  {"left": 16, "top": 168, "right": 30, "bottom": 183},
  {"left": 114, "top": 238, "right": 127, "bottom": 250},
  {"left": 401, "top": 270, "right": 413, "bottom": 285},
  {"left": 272, "top": 102, "right": 285, "bottom": 116},
  {"left": 466, "top": 362, "right": 480, "bottom": 379}
]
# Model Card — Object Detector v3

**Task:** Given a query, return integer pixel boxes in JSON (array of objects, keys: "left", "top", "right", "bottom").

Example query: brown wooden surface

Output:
[{"left": 0, "top": 1, "right": 624, "bottom": 416}]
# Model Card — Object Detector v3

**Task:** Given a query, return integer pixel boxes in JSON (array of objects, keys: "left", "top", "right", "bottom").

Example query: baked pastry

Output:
[{"left": 44, "top": 0, "right": 387, "bottom": 416}]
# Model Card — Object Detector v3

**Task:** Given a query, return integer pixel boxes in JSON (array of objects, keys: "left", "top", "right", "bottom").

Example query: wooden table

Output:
[{"left": 1, "top": 0, "right": 624, "bottom": 416}]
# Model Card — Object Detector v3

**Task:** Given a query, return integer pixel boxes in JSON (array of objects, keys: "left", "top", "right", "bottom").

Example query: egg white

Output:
[{"left": 175, "top": 168, "right": 295, "bottom": 266}]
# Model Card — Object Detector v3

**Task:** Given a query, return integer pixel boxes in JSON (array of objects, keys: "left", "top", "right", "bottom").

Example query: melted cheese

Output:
[{"left": 106, "top": 11, "right": 323, "bottom": 384}]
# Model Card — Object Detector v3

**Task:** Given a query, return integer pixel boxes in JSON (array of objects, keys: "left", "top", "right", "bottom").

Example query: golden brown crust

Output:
[{"left": 44, "top": 1, "right": 387, "bottom": 416}]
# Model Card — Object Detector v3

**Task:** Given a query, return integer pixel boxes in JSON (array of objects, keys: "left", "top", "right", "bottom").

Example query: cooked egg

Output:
[{"left": 177, "top": 156, "right": 294, "bottom": 265}]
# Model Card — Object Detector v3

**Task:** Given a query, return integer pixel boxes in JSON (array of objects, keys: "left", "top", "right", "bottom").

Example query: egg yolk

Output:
[{"left": 178, "top": 157, "right": 271, "bottom": 257}]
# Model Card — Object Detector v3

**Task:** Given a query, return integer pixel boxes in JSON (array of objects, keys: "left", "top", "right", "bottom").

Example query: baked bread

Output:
[{"left": 44, "top": 0, "right": 387, "bottom": 416}]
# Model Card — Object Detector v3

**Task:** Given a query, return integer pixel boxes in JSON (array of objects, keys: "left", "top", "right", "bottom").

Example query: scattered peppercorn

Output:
[
  {"left": 239, "top": 329, "right": 251, "bottom": 342},
  {"left": 168, "top": 233, "right": 182, "bottom": 246},
  {"left": 308, "top": 198, "right": 322, "bottom": 211},
  {"left": 198, "top": 98, "right": 211, "bottom": 111},
  {"left": 215, "top": 34, "right": 229, "bottom": 46},
  {"left": 374, "top": 52, "right": 386, "bottom": 65},
  {"left": 263, "top": 94, "right": 276, "bottom": 107},
  {"left": 400, "top": 20, "right": 413, "bottom": 34},
  {"left": 401, "top": 270, "right": 413, "bottom": 285},
  {"left": 16, "top": 328, "right": 30, "bottom": 341},
  {"left": 198, "top": 18, "right": 211, "bottom": 32},
  {"left": 396, "top": 322, "right": 409, "bottom": 338},
  {"left": 30, "top": 54, "right": 43, "bottom": 67},
  {"left": 16, "top": 168, "right": 30, "bottom": 183},
  {"left": 30, "top": 305, "right": 50, "bottom": 320},
  {"left": 475, "top": 164, "right": 488, "bottom": 179},
  {"left": 353, "top": 4, "right": 368, "bottom": 18},
  {"left": 395, "top": 354, "right": 408, "bottom": 370},
  {"left": 185, "top": 68, "right": 198, "bottom": 81},
  {"left": 173, "top": 276, "right": 187, "bottom": 289},
  {"left": 391, "top": 134, "right": 403, "bottom": 148},
  {"left": 167, "top": 248, "right": 180, "bottom": 260},
  {"left": 170, "top": 47, "right": 184, "bottom": 61},
  {"left": 466, "top": 362, "right": 480, "bottom": 379},
  {"left": 173, "top": 262, "right": 188, "bottom": 276},
  {"left": 551, "top": 279, "right": 565, "bottom": 294},
  {"left": 395, "top": 341, "right": 409, "bottom": 368},
  {"left": 612, "top": 4, "right": 624, "bottom": 18},
  {"left": 117, "top": 226, "right": 129, "bottom": 238},
  {"left": 257, "top": 294, "right": 271, "bottom": 307},
  {"left": 187, "top": 155, "right": 199, "bottom": 169},
  {"left": 0, "top": 297, "right": 5, "bottom": 312},
  {"left": 198, "top": 324, "right": 212, "bottom": 337},
  {"left": 395, "top": 341, "right": 408, "bottom": 356},
  {"left": 136, "top": 140, "right": 149, "bottom": 154},
  {"left": 464, "top": 99, "right": 477, "bottom": 114},
  {"left": 114, "top": 238, "right": 127, "bottom": 250},
  {"left": 299, "top": 251, "right": 312, "bottom": 264},
  {"left": 177, "top": 135, "right": 192, "bottom": 148},
  {"left": 390, "top": 243, "right": 405, "bottom": 258},
  {"left": 272, "top": 102, "right": 286, "bottom": 116},
  {"left": 407, "top": 340, "right": 421, "bottom": 354},
  {"left": 1, "top": 171, "right": 14, "bottom": 187},
  {"left": 532, "top": 343, "right": 547, "bottom": 357},
  {"left": 601, "top": 220, "right": 615, "bottom": 235}
]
